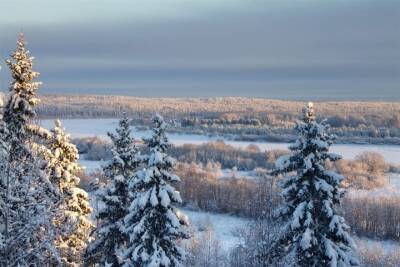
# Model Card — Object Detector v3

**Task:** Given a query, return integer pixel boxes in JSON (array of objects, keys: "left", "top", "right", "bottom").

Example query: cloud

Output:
[{"left": 0, "top": 0, "right": 398, "bottom": 99}]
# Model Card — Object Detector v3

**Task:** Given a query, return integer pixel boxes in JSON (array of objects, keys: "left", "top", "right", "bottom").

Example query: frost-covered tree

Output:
[
  {"left": 3, "top": 33, "right": 41, "bottom": 162},
  {"left": 44, "top": 119, "right": 93, "bottom": 266},
  {"left": 121, "top": 114, "right": 189, "bottom": 267},
  {"left": 270, "top": 103, "right": 358, "bottom": 267},
  {"left": 87, "top": 115, "right": 141, "bottom": 266},
  {"left": 0, "top": 114, "right": 10, "bottom": 254},
  {"left": 0, "top": 33, "right": 58, "bottom": 266}
]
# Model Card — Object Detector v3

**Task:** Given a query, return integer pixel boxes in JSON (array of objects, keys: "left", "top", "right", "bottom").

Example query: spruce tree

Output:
[
  {"left": 46, "top": 119, "right": 93, "bottom": 266},
  {"left": 121, "top": 114, "right": 189, "bottom": 267},
  {"left": 0, "top": 33, "right": 58, "bottom": 265},
  {"left": 270, "top": 103, "right": 358, "bottom": 266},
  {"left": 87, "top": 115, "right": 141, "bottom": 266}
]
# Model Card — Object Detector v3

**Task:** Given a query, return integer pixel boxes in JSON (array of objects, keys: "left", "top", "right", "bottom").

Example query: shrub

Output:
[
  {"left": 342, "top": 195, "right": 400, "bottom": 241},
  {"left": 175, "top": 163, "right": 280, "bottom": 218},
  {"left": 73, "top": 137, "right": 112, "bottom": 160}
]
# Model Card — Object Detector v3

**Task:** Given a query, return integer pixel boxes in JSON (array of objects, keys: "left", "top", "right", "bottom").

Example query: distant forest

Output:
[{"left": 37, "top": 95, "right": 400, "bottom": 144}]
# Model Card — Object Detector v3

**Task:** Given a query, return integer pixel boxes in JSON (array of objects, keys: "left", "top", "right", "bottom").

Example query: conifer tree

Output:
[
  {"left": 0, "top": 33, "right": 58, "bottom": 266},
  {"left": 3, "top": 33, "right": 41, "bottom": 161},
  {"left": 121, "top": 114, "right": 189, "bottom": 267},
  {"left": 87, "top": 115, "right": 141, "bottom": 266},
  {"left": 270, "top": 103, "right": 358, "bottom": 266},
  {"left": 46, "top": 119, "right": 93, "bottom": 266}
]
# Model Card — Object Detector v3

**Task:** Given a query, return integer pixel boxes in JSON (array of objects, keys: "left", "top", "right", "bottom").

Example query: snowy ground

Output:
[
  {"left": 79, "top": 159, "right": 105, "bottom": 174},
  {"left": 181, "top": 209, "right": 400, "bottom": 255},
  {"left": 183, "top": 209, "right": 249, "bottom": 251},
  {"left": 42, "top": 119, "right": 400, "bottom": 164},
  {"left": 389, "top": 173, "right": 400, "bottom": 190},
  {"left": 355, "top": 237, "right": 400, "bottom": 254},
  {"left": 89, "top": 188, "right": 247, "bottom": 251}
]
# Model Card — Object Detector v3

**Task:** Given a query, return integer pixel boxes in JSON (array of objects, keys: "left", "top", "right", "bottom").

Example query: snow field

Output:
[{"left": 183, "top": 209, "right": 249, "bottom": 251}]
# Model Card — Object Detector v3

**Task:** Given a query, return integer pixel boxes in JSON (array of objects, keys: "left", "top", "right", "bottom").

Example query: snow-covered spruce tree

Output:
[
  {"left": 121, "top": 114, "right": 189, "bottom": 267},
  {"left": 87, "top": 115, "right": 141, "bottom": 266},
  {"left": 45, "top": 119, "right": 93, "bottom": 266},
  {"left": 3, "top": 33, "right": 41, "bottom": 162},
  {"left": 0, "top": 33, "right": 58, "bottom": 266},
  {"left": 270, "top": 102, "right": 358, "bottom": 267}
]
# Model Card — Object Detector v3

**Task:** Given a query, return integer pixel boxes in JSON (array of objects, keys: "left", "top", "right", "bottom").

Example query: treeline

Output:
[
  {"left": 171, "top": 142, "right": 288, "bottom": 170},
  {"left": 344, "top": 195, "right": 400, "bottom": 240},
  {"left": 181, "top": 112, "right": 400, "bottom": 129},
  {"left": 37, "top": 95, "right": 400, "bottom": 128},
  {"left": 73, "top": 137, "right": 289, "bottom": 169},
  {"left": 174, "top": 122, "right": 400, "bottom": 145},
  {"left": 74, "top": 136, "right": 395, "bottom": 183},
  {"left": 176, "top": 164, "right": 280, "bottom": 218},
  {"left": 37, "top": 95, "right": 400, "bottom": 145}
]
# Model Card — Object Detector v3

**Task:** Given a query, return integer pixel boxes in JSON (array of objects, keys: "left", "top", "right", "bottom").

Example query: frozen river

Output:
[{"left": 41, "top": 119, "right": 400, "bottom": 164}]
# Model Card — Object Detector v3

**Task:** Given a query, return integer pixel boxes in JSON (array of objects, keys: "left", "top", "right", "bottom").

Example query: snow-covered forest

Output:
[
  {"left": 37, "top": 95, "right": 400, "bottom": 145},
  {"left": 1, "top": 35, "right": 400, "bottom": 267}
]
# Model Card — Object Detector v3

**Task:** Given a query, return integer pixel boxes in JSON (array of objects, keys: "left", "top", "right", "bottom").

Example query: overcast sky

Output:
[{"left": 0, "top": 0, "right": 399, "bottom": 99}]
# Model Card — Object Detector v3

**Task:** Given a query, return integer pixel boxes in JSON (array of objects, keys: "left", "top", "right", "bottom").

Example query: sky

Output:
[{"left": 0, "top": 0, "right": 399, "bottom": 99}]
